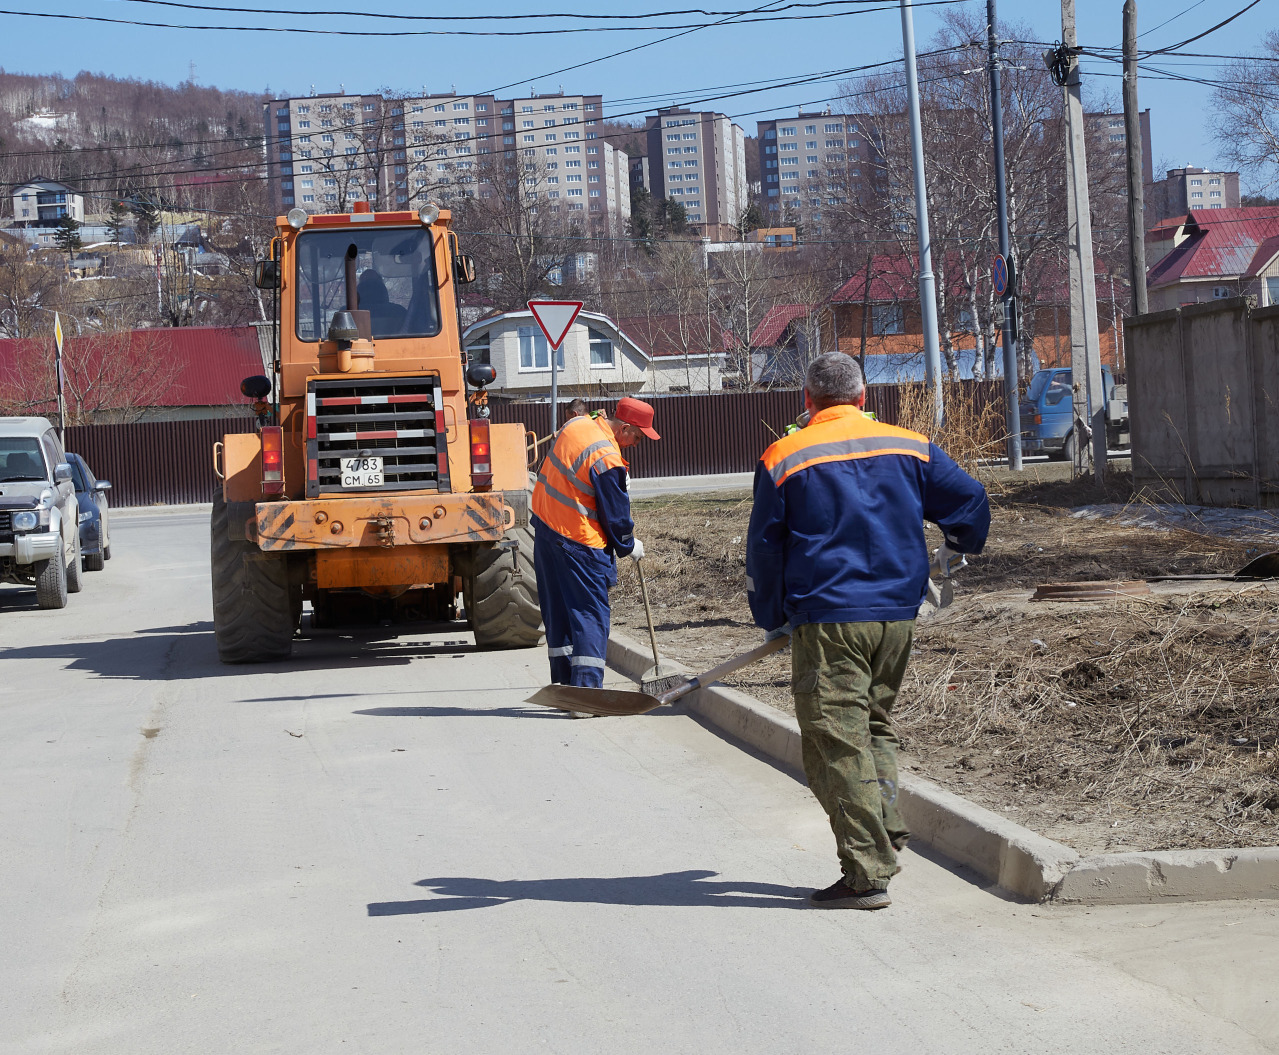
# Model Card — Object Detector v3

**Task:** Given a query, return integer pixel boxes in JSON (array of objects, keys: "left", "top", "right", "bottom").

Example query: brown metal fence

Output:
[
  {"left": 64, "top": 417, "right": 254, "bottom": 507},
  {"left": 490, "top": 381, "right": 1006, "bottom": 479},
  {"left": 58, "top": 382, "right": 1007, "bottom": 505}
]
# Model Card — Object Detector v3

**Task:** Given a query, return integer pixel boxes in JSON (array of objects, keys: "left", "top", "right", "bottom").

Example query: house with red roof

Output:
[
  {"left": 1145, "top": 208, "right": 1279, "bottom": 312},
  {"left": 0, "top": 325, "right": 268, "bottom": 423}
]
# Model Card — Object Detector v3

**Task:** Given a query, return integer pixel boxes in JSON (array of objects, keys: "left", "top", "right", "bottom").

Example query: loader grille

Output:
[{"left": 306, "top": 374, "right": 451, "bottom": 497}]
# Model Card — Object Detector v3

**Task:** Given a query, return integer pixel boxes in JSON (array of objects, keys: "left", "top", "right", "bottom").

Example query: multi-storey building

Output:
[
  {"left": 644, "top": 106, "right": 747, "bottom": 239},
  {"left": 264, "top": 91, "right": 629, "bottom": 230},
  {"left": 756, "top": 110, "right": 876, "bottom": 235},
  {"left": 1147, "top": 166, "right": 1241, "bottom": 226}
]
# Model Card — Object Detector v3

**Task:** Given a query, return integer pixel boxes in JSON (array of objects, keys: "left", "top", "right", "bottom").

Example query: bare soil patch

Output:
[{"left": 615, "top": 466, "right": 1279, "bottom": 855}]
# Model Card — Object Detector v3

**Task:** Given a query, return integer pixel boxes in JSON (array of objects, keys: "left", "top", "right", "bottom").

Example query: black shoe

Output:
[{"left": 808, "top": 877, "right": 892, "bottom": 910}]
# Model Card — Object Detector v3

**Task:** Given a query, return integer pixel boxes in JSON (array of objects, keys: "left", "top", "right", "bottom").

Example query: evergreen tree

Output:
[
  {"left": 105, "top": 200, "right": 130, "bottom": 244},
  {"left": 53, "top": 214, "right": 82, "bottom": 264}
]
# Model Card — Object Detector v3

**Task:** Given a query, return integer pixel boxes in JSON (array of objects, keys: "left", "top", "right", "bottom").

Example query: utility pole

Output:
[
  {"left": 899, "top": 0, "right": 943, "bottom": 428},
  {"left": 987, "top": 0, "right": 1022, "bottom": 470},
  {"left": 1055, "top": 0, "right": 1107, "bottom": 482},
  {"left": 1123, "top": 0, "right": 1148, "bottom": 316}
]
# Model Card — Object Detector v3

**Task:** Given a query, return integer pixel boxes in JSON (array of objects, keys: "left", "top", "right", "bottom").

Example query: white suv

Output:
[{"left": 0, "top": 417, "right": 84, "bottom": 608}]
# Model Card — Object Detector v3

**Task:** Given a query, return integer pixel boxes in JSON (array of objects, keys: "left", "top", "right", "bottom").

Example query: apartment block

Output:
[
  {"left": 265, "top": 90, "right": 629, "bottom": 230},
  {"left": 757, "top": 111, "right": 875, "bottom": 235},
  {"left": 1147, "top": 166, "right": 1241, "bottom": 225},
  {"left": 644, "top": 106, "right": 747, "bottom": 238},
  {"left": 1085, "top": 108, "right": 1153, "bottom": 189}
]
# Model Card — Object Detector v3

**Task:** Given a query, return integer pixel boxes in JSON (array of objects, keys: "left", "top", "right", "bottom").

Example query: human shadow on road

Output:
[{"left": 368, "top": 869, "right": 810, "bottom": 914}]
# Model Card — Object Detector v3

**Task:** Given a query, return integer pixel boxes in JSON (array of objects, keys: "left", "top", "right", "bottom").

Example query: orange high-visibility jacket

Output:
[{"left": 532, "top": 415, "right": 629, "bottom": 549}]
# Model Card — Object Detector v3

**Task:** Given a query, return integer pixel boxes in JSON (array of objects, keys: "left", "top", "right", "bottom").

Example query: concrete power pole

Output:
[
  {"left": 1058, "top": 0, "right": 1107, "bottom": 483},
  {"left": 987, "top": 0, "right": 1022, "bottom": 470},
  {"left": 899, "top": 0, "right": 944, "bottom": 428},
  {"left": 1123, "top": 0, "right": 1148, "bottom": 317}
]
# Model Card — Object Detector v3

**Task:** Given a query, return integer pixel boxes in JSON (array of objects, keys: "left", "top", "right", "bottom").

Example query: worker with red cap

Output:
[{"left": 532, "top": 397, "right": 660, "bottom": 695}]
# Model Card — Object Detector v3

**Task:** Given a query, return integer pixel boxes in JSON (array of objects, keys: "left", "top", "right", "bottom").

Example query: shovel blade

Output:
[
  {"left": 525, "top": 684, "right": 664, "bottom": 717},
  {"left": 1236, "top": 550, "right": 1279, "bottom": 579}
]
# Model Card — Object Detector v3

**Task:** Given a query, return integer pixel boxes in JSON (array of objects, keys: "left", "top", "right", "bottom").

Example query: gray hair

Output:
[{"left": 804, "top": 352, "right": 865, "bottom": 410}]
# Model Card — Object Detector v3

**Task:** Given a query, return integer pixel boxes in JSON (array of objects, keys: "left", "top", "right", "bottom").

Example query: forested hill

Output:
[{"left": 0, "top": 69, "right": 266, "bottom": 192}]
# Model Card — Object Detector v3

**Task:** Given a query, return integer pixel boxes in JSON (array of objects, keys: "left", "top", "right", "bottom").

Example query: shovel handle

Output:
[
  {"left": 660, "top": 633, "right": 791, "bottom": 705},
  {"left": 635, "top": 558, "right": 663, "bottom": 673}
]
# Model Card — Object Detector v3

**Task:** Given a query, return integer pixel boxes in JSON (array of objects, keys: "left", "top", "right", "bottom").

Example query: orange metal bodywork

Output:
[{"left": 315, "top": 546, "right": 450, "bottom": 589}]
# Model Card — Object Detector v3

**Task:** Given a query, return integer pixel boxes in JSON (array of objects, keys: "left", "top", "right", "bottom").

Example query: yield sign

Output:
[{"left": 527, "top": 300, "right": 583, "bottom": 350}]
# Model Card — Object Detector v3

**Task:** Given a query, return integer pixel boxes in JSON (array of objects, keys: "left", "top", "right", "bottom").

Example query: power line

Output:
[
  {"left": 120, "top": 0, "right": 931, "bottom": 23},
  {"left": 0, "top": 1, "right": 962, "bottom": 37},
  {"left": 1144, "top": 0, "right": 1264, "bottom": 57}
]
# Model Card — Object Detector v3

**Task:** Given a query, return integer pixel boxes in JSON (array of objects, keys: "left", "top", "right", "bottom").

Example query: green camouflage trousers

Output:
[{"left": 791, "top": 620, "right": 915, "bottom": 890}]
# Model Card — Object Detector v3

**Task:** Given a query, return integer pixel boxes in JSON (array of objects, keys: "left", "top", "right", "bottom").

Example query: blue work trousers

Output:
[{"left": 533, "top": 517, "right": 616, "bottom": 688}]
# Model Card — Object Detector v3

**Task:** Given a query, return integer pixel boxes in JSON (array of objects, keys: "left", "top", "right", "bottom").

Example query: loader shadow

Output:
[
  {"left": 0, "top": 620, "right": 505, "bottom": 682},
  {"left": 368, "top": 869, "right": 811, "bottom": 915}
]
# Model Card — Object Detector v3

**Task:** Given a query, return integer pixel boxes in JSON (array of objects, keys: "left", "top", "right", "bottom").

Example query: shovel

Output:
[
  {"left": 1144, "top": 549, "right": 1279, "bottom": 582},
  {"left": 526, "top": 634, "right": 790, "bottom": 717}
]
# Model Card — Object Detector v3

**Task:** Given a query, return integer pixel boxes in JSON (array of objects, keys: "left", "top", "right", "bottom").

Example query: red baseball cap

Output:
[{"left": 614, "top": 397, "right": 660, "bottom": 440}]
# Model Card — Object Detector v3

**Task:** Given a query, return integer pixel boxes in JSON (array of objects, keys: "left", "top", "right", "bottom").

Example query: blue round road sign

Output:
[{"left": 992, "top": 254, "right": 1008, "bottom": 297}]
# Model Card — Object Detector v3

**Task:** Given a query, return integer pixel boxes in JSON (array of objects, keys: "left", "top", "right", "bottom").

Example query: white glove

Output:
[
  {"left": 931, "top": 541, "right": 967, "bottom": 578},
  {"left": 764, "top": 622, "right": 792, "bottom": 643},
  {"left": 628, "top": 538, "right": 645, "bottom": 561}
]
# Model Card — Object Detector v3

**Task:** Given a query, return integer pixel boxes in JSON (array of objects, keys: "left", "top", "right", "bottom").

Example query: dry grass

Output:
[
  {"left": 615, "top": 479, "right": 1279, "bottom": 854},
  {"left": 893, "top": 381, "right": 1006, "bottom": 476}
]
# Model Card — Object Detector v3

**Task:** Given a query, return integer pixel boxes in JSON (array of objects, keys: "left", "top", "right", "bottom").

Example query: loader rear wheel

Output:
[
  {"left": 210, "top": 492, "right": 295, "bottom": 663},
  {"left": 463, "top": 522, "right": 543, "bottom": 650}
]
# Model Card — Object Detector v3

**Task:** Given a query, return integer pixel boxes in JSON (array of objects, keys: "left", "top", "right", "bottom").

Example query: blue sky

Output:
[{"left": 10, "top": 0, "right": 1272, "bottom": 186}]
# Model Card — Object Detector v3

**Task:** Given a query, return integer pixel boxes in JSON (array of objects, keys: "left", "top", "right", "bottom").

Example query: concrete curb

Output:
[{"left": 605, "top": 628, "right": 1279, "bottom": 905}]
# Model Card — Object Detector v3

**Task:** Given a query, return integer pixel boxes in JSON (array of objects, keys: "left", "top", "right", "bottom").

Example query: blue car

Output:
[
  {"left": 66, "top": 453, "right": 112, "bottom": 571},
  {"left": 1019, "top": 365, "right": 1116, "bottom": 461}
]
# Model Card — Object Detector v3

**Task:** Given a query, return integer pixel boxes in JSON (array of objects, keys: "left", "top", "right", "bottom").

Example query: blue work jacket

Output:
[{"left": 746, "top": 404, "right": 990, "bottom": 629}]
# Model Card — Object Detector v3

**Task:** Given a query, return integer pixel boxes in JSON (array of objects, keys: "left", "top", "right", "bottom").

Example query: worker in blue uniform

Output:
[
  {"left": 531, "top": 397, "right": 661, "bottom": 692},
  {"left": 747, "top": 352, "right": 989, "bottom": 909}
]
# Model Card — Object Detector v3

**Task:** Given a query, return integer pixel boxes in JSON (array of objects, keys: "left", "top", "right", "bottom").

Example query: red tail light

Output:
[
  {"left": 469, "top": 419, "right": 493, "bottom": 490},
  {"left": 261, "top": 426, "right": 284, "bottom": 495}
]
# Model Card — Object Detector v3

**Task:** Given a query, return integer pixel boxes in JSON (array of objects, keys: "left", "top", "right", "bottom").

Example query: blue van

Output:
[{"left": 1019, "top": 366, "right": 1118, "bottom": 460}]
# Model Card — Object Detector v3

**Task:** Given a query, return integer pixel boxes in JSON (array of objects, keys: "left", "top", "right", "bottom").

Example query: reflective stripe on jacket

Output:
[
  {"left": 532, "top": 415, "right": 629, "bottom": 549},
  {"left": 746, "top": 403, "right": 990, "bottom": 629}
]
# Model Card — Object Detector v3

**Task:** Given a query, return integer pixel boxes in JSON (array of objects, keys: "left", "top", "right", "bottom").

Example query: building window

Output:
[
  {"left": 466, "top": 333, "right": 491, "bottom": 365},
  {"left": 519, "top": 325, "right": 562, "bottom": 370},
  {"left": 1190, "top": 179, "right": 1202, "bottom": 186},
  {"left": 872, "top": 304, "right": 904, "bottom": 335},
  {"left": 588, "top": 327, "right": 614, "bottom": 366},
  {"left": 1209, "top": 177, "right": 1221, "bottom": 185},
  {"left": 824, "top": 123, "right": 843, "bottom": 133}
]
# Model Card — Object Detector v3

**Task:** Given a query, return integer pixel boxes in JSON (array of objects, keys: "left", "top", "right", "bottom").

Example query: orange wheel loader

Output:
[{"left": 211, "top": 201, "right": 542, "bottom": 662}]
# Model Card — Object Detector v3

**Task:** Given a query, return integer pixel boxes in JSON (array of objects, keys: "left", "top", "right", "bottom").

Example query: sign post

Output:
[
  {"left": 527, "top": 300, "right": 583, "bottom": 434},
  {"left": 53, "top": 312, "right": 66, "bottom": 438}
]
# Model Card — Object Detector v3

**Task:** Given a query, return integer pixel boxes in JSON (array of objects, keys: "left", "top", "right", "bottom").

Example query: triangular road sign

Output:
[{"left": 527, "top": 300, "right": 583, "bottom": 350}]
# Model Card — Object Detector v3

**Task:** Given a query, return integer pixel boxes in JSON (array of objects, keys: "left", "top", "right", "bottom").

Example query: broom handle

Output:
[
  {"left": 635, "top": 558, "right": 662, "bottom": 672},
  {"left": 661, "top": 633, "right": 791, "bottom": 704}
]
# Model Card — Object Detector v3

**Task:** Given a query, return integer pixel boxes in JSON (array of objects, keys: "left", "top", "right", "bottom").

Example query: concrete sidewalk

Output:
[{"left": 630, "top": 472, "right": 754, "bottom": 498}]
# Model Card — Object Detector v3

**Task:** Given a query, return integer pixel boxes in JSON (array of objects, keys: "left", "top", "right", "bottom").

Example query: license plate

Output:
[{"left": 340, "top": 456, "right": 383, "bottom": 488}]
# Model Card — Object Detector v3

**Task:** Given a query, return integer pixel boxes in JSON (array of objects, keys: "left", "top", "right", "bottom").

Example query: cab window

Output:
[{"left": 295, "top": 227, "right": 441, "bottom": 342}]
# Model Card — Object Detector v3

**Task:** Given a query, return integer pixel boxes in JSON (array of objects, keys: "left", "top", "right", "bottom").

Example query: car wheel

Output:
[
  {"left": 66, "top": 529, "right": 84, "bottom": 594},
  {"left": 84, "top": 545, "right": 105, "bottom": 572},
  {"left": 104, "top": 541, "right": 112, "bottom": 561},
  {"left": 35, "top": 552, "right": 68, "bottom": 609}
]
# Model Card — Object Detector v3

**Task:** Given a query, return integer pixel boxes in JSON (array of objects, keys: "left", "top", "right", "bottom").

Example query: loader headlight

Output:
[
  {"left": 287, "top": 207, "right": 309, "bottom": 230},
  {"left": 11, "top": 511, "right": 38, "bottom": 531},
  {"left": 418, "top": 202, "right": 440, "bottom": 225}
]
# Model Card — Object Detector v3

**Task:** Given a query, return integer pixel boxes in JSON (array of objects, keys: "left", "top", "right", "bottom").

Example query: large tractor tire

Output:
[
  {"left": 463, "top": 521, "right": 543, "bottom": 650},
  {"left": 211, "top": 492, "right": 296, "bottom": 663}
]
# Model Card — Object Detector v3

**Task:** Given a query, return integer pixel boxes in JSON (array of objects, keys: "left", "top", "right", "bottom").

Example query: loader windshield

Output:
[{"left": 295, "top": 227, "right": 442, "bottom": 342}]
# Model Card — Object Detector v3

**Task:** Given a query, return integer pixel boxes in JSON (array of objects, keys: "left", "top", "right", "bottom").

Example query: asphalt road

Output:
[{"left": 3, "top": 509, "right": 1277, "bottom": 1054}]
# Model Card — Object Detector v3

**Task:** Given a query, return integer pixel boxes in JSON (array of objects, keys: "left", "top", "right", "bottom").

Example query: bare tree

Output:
[{"left": 1212, "top": 31, "right": 1279, "bottom": 191}]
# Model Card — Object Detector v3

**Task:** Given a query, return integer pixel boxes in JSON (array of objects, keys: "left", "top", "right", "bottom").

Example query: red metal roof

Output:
[
  {"left": 830, "top": 254, "right": 919, "bottom": 303},
  {"left": 750, "top": 304, "right": 813, "bottom": 348},
  {"left": 1147, "top": 207, "right": 1279, "bottom": 289},
  {"left": 0, "top": 326, "right": 263, "bottom": 410}
]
